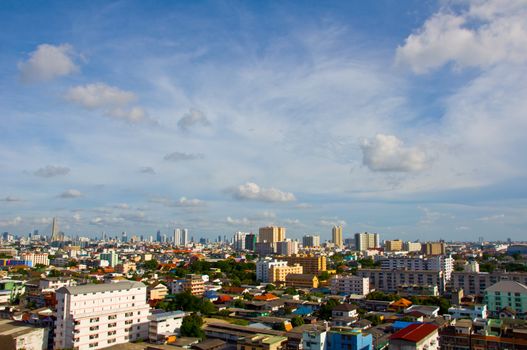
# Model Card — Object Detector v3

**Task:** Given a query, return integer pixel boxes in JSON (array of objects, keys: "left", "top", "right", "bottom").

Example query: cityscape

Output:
[{"left": 2, "top": 1, "right": 527, "bottom": 350}]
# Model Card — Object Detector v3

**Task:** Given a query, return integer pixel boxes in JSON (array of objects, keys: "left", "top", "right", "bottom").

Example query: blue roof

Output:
[
  {"left": 392, "top": 321, "right": 421, "bottom": 330},
  {"left": 293, "top": 306, "right": 313, "bottom": 315}
]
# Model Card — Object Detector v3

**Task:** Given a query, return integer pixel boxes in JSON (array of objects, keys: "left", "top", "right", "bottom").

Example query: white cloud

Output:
[
  {"left": 319, "top": 218, "right": 346, "bottom": 227},
  {"left": 65, "top": 83, "right": 149, "bottom": 123},
  {"left": 226, "top": 216, "right": 252, "bottom": 225},
  {"left": 114, "top": 203, "right": 130, "bottom": 209},
  {"left": 295, "top": 203, "right": 313, "bottom": 209},
  {"left": 477, "top": 214, "right": 505, "bottom": 222},
  {"left": 175, "top": 197, "right": 205, "bottom": 207},
  {"left": 139, "top": 166, "right": 156, "bottom": 174},
  {"left": 0, "top": 216, "right": 22, "bottom": 226},
  {"left": 396, "top": 1, "right": 527, "bottom": 73},
  {"left": 59, "top": 189, "right": 82, "bottom": 198},
  {"left": 18, "top": 43, "right": 78, "bottom": 83},
  {"left": 178, "top": 109, "right": 210, "bottom": 131},
  {"left": 34, "top": 165, "right": 70, "bottom": 177},
  {"left": 361, "top": 134, "right": 427, "bottom": 172},
  {"left": 164, "top": 152, "right": 204, "bottom": 161},
  {"left": 229, "top": 182, "right": 296, "bottom": 202}
]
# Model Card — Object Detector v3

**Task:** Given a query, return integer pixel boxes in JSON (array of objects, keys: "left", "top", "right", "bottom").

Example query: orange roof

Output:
[
  {"left": 391, "top": 298, "right": 412, "bottom": 308},
  {"left": 254, "top": 293, "right": 279, "bottom": 301}
]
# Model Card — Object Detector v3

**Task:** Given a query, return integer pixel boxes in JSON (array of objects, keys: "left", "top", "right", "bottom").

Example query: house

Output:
[
  {"left": 148, "top": 282, "right": 169, "bottom": 301},
  {"left": 389, "top": 323, "right": 439, "bottom": 350},
  {"left": 331, "top": 304, "right": 359, "bottom": 327},
  {"left": 404, "top": 305, "right": 440, "bottom": 318}
]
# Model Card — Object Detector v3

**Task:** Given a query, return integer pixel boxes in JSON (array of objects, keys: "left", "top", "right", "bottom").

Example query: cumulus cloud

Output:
[
  {"left": 65, "top": 83, "right": 149, "bottom": 123},
  {"left": 18, "top": 43, "right": 78, "bottom": 83},
  {"left": 319, "top": 218, "right": 346, "bottom": 227},
  {"left": 163, "top": 152, "right": 204, "bottom": 161},
  {"left": 34, "top": 165, "right": 70, "bottom": 177},
  {"left": 139, "top": 166, "right": 156, "bottom": 174},
  {"left": 59, "top": 189, "right": 82, "bottom": 198},
  {"left": 361, "top": 134, "right": 427, "bottom": 172},
  {"left": 229, "top": 182, "right": 296, "bottom": 202},
  {"left": 114, "top": 203, "right": 130, "bottom": 209},
  {"left": 226, "top": 216, "right": 252, "bottom": 225},
  {"left": 2, "top": 196, "right": 22, "bottom": 202},
  {"left": 396, "top": 0, "right": 527, "bottom": 73},
  {"left": 149, "top": 196, "right": 205, "bottom": 207},
  {"left": 178, "top": 109, "right": 211, "bottom": 131}
]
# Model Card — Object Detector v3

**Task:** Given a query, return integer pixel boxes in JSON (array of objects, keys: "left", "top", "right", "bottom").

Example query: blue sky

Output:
[{"left": 2, "top": 0, "right": 527, "bottom": 241}]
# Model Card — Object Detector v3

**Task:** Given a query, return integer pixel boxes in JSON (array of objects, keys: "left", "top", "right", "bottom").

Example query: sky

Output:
[{"left": 1, "top": 0, "right": 527, "bottom": 242}]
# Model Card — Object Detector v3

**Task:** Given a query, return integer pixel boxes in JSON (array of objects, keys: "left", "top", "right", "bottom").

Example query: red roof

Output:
[{"left": 390, "top": 323, "right": 438, "bottom": 343}]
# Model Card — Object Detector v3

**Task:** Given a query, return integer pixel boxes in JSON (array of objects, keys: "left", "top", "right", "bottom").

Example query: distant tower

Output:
[
  {"left": 51, "top": 217, "right": 60, "bottom": 241},
  {"left": 173, "top": 229, "right": 181, "bottom": 246},
  {"left": 332, "top": 225, "right": 343, "bottom": 248},
  {"left": 182, "top": 229, "right": 189, "bottom": 246}
]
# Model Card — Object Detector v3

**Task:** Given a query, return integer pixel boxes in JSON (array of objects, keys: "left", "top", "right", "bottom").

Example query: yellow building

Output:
[
  {"left": 332, "top": 226, "right": 343, "bottom": 248},
  {"left": 285, "top": 274, "right": 319, "bottom": 288},
  {"left": 237, "top": 334, "right": 288, "bottom": 350},
  {"left": 385, "top": 240, "right": 404, "bottom": 252},
  {"left": 183, "top": 274, "right": 205, "bottom": 296},
  {"left": 281, "top": 255, "right": 327, "bottom": 275},
  {"left": 148, "top": 282, "right": 169, "bottom": 300},
  {"left": 259, "top": 226, "right": 286, "bottom": 243},
  {"left": 422, "top": 242, "right": 446, "bottom": 255},
  {"left": 269, "top": 264, "right": 303, "bottom": 283}
]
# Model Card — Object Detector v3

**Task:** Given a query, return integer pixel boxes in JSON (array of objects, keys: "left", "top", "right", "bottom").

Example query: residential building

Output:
[
  {"left": 422, "top": 242, "right": 446, "bottom": 256},
  {"left": 356, "top": 269, "right": 445, "bottom": 293},
  {"left": 147, "top": 283, "right": 169, "bottom": 301},
  {"left": 148, "top": 310, "right": 185, "bottom": 344},
  {"left": 173, "top": 229, "right": 181, "bottom": 246},
  {"left": 355, "top": 233, "right": 380, "bottom": 251},
  {"left": 484, "top": 281, "right": 527, "bottom": 318},
  {"left": 54, "top": 281, "right": 150, "bottom": 350},
  {"left": 330, "top": 275, "right": 370, "bottom": 296},
  {"left": 233, "top": 232, "right": 248, "bottom": 251},
  {"left": 182, "top": 229, "right": 189, "bottom": 246},
  {"left": 276, "top": 240, "right": 299, "bottom": 256},
  {"left": 303, "top": 328, "right": 327, "bottom": 350},
  {"left": 405, "top": 242, "right": 422, "bottom": 252},
  {"left": 385, "top": 240, "right": 404, "bottom": 252},
  {"left": 236, "top": 333, "right": 288, "bottom": 350},
  {"left": 256, "top": 260, "right": 288, "bottom": 283},
  {"left": 0, "top": 319, "right": 48, "bottom": 350},
  {"left": 451, "top": 271, "right": 527, "bottom": 296},
  {"left": 259, "top": 227, "right": 286, "bottom": 244},
  {"left": 180, "top": 274, "right": 205, "bottom": 296},
  {"left": 389, "top": 324, "right": 439, "bottom": 350},
  {"left": 327, "top": 327, "right": 372, "bottom": 350},
  {"left": 39, "top": 278, "right": 76, "bottom": 293},
  {"left": 331, "top": 304, "right": 359, "bottom": 327},
  {"left": 245, "top": 233, "right": 257, "bottom": 251},
  {"left": 379, "top": 255, "right": 454, "bottom": 282},
  {"left": 100, "top": 250, "right": 119, "bottom": 267},
  {"left": 285, "top": 274, "right": 319, "bottom": 289},
  {"left": 269, "top": 264, "right": 303, "bottom": 283},
  {"left": 464, "top": 261, "right": 480, "bottom": 273},
  {"left": 303, "top": 235, "right": 321, "bottom": 248},
  {"left": 281, "top": 255, "right": 327, "bottom": 275},
  {"left": 19, "top": 253, "right": 49, "bottom": 266},
  {"left": 332, "top": 226, "right": 343, "bottom": 248},
  {"left": 448, "top": 304, "right": 488, "bottom": 319},
  {"left": 256, "top": 242, "right": 275, "bottom": 256}
]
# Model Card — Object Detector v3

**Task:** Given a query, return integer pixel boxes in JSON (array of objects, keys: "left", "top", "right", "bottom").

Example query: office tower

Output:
[
  {"left": 385, "top": 239, "right": 404, "bottom": 251},
  {"left": 173, "top": 229, "right": 181, "bottom": 246},
  {"left": 233, "top": 232, "right": 247, "bottom": 251},
  {"left": 332, "top": 226, "right": 343, "bottom": 248},
  {"left": 258, "top": 226, "right": 286, "bottom": 243},
  {"left": 51, "top": 217, "right": 60, "bottom": 242},
  {"left": 422, "top": 242, "right": 446, "bottom": 255},
  {"left": 156, "top": 230, "right": 162, "bottom": 243},
  {"left": 121, "top": 232, "right": 128, "bottom": 243},
  {"left": 276, "top": 239, "right": 299, "bottom": 256},
  {"left": 302, "top": 234, "right": 321, "bottom": 248},
  {"left": 245, "top": 233, "right": 257, "bottom": 251},
  {"left": 182, "top": 229, "right": 188, "bottom": 246},
  {"left": 354, "top": 232, "right": 380, "bottom": 251},
  {"left": 100, "top": 250, "right": 119, "bottom": 267},
  {"left": 54, "top": 281, "right": 150, "bottom": 350}
]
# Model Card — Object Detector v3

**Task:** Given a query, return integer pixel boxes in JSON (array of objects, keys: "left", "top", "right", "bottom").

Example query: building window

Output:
[
  {"left": 108, "top": 315, "right": 117, "bottom": 320},
  {"left": 89, "top": 326, "right": 99, "bottom": 331},
  {"left": 90, "top": 317, "right": 99, "bottom": 323},
  {"left": 89, "top": 343, "right": 98, "bottom": 348},
  {"left": 108, "top": 322, "right": 117, "bottom": 328}
]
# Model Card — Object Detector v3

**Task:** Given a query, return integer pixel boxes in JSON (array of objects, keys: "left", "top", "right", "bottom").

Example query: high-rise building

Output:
[
  {"left": 269, "top": 264, "right": 303, "bottom": 283},
  {"left": 256, "top": 259, "right": 287, "bottom": 282},
  {"left": 330, "top": 275, "right": 370, "bottom": 296},
  {"left": 281, "top": 255, "right": 327, "bottom": 275},
  {"left": 276, "top": 239, "right": 299, "bottom": 256},
  {"left": 245, "top": 233, "right": 257, "bottom": 251},
  {"left": 173, "top": 229, "right": 181, "bottom": 246},
  {"left": 258, "top": 226, "right": 286, "bottom": 244},
  {"left": 422, "top": 242, "right": 447, "bottom": 255},
  {"left": 100, "top": 250, "right": 119, "bottom": 267},
  {"left": 303, "top": 234, "right": 321, "bottom": 248},
  {"left": 156, "top": 230, "right": 162, "bottom": 243},
  {"left": 121, "top": 232, "right": 128, "bottom": 243},
  {"left": 332, "top": 226, "right": 343, "bottom": 248},
  {"left": 233, "top": 232, "right": 247, "bottom": 251},
  {"left": 354, "top": 232, "right": 380, "bottom": 251},
  {"left": 182, "top": 229, "right": 189, "bottom": 246},
  {"left": 51, "top": 217, "right": 60, "bottom": 242},
  {"left": 405, "top": 241, "right": 422, "bottom": 252},
  {"left": 385, "top": 239, "right": 404, "bottom": 252},
  {"left": 54, "top": 281, "right": 150, "bottom": 350}
]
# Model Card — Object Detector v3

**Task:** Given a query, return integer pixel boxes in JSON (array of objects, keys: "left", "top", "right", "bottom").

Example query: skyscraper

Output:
[
  {"left": 156, "top": 230, "right": 162, "bottom": 242},
  {"left": 259, "top": 226, "right": 286, "bottom": 243},
  {"left": 182, "top": 229, "right": 189, "bottom": 246},
  {"left": 173, "top": 229, "right": 181, "bottom": 246},
  {"left": 355, "top": 232, "right": 380, "bottom": 251},
  {"left": 332, "top": 225, "right": 343, "bottom": 248},
  {"left": 303, "top": 234, "right": 321, "bottom": 248},
  {"left": 51, "top": 217, "right": 60, "bottom": 242}
]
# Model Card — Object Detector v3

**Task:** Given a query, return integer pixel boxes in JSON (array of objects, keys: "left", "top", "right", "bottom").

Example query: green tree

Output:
[
  {"left": 143, "top": 259, "right": 159, "bottom": 270},
  {"left": 317, "top": 299, "right": 340, "bottom": 320},
  {"left": 180, "top": 314, "right": 204, "bottom": 339},
  {"left": 265, "top": 284, "right": 276, "bottom": 292},
  {"left": 318, "top": 271, "right": 330, "bottom": 281},
  {"left": 291, "top": 315, "right": 304, "bottom": 327},
  {"left": 283, "top": 287, "right": 298, "bottom": 295}
]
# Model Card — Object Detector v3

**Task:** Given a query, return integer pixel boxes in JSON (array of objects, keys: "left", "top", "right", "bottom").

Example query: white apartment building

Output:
[
  {"left": 148, "top": 310, "right": 185, "bottom": 344},
  {"left": 54, "top": 281, "right": 150, "bottom": 350},
  {"left": 302, "top": 235, "right": 321, "bottom": 248},
  {"left": 379, "top": 255, "right": 454, "bottom": 282},
  {"left": 302, "top": 329, "right": 327, "bottom": 350},
  {"left": 330, "top": 275, "right": 370, "bottom": 296},
  {"left": 355, "top": 232, "right": 380, "bottom": 251},
  {"left": 448, "top": 304, "right": 488, "bottom": 319},
  {"left": 19, "top": 252, "right": 50, "bottom": 266},
  {"left": 39, "top": 278, "right": 76, "bottom": 293},
  {"left": 233, "top": 232, "right": 248, "bottom": 251},
  {"left": 256, "top": 259, "right": 287, "bottom": 283},
  {"left": 405, "top": 242, "right": 422, "bottom": 252},
  {"left": 276, "top": 239, "right": 299, "bottom": 256}
]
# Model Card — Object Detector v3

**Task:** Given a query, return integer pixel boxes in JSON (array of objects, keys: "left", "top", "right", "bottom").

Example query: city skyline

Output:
[{"left": 2, "top": 1, "right": 527, "bottom": 240}]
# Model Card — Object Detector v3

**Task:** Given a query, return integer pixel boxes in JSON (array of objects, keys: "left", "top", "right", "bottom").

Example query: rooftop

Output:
[
  {"left": 56, "top": 281, "right": 145, "bottom": 295},
  {"left": 390, "top": 323, "right": 438, "bottom": 343},
  {"left": 485, "top": 280, "right": 527, "bottom": 294}
]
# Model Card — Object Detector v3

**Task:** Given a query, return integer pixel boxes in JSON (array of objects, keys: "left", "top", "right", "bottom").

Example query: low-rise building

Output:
[
  {"left": 285, "top": 274, "right": 318, "bottom": 289},
  {"left": 330, "top": 275, "right": 370, "bottom": 296},
  {"left": 147, "top": 310, "right": 185, "bottom": 344},
  {"left": 448, "top": 304, "right": 488, "bottom": 319},
  {"left": 0, "top": 319, "right": 48, "bottom": 350},
  {"left": 237, "top": 334, "right": 288, "bottom": 350},
  {"left": 327, "top": 327, "right": 372, "bottom": 350},
  {"left": 484, "top": 280, "right": 527, "bottom": 318},
  {"left": 389, "top": 323, "right": 439, "bottom": 350}
]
